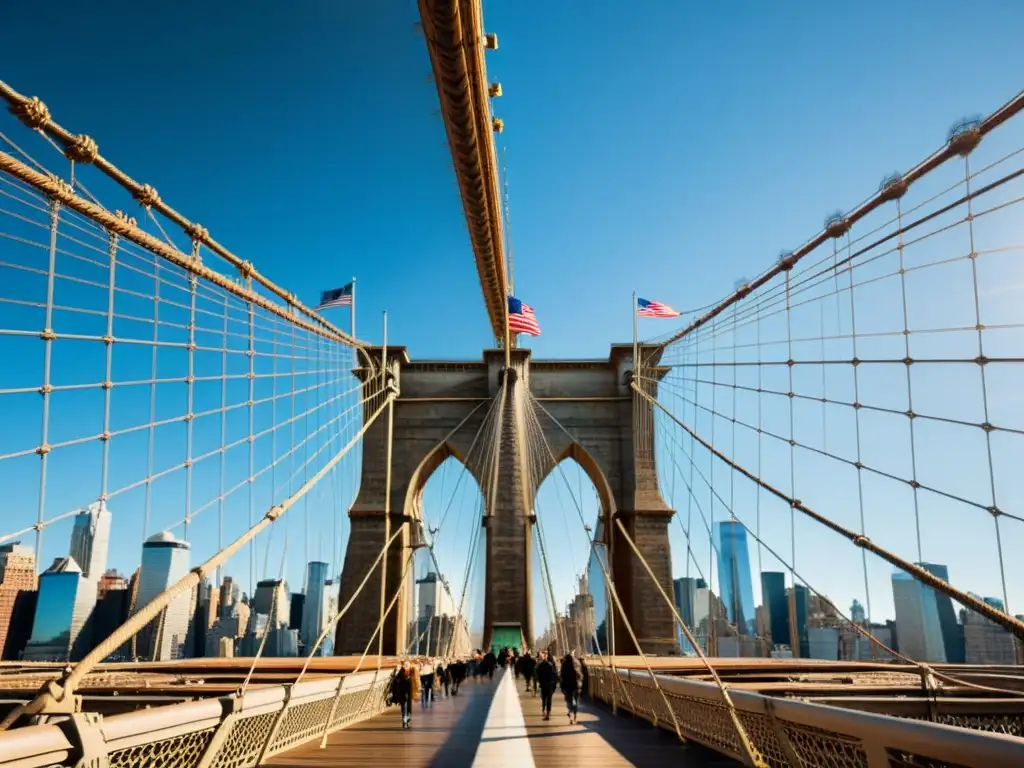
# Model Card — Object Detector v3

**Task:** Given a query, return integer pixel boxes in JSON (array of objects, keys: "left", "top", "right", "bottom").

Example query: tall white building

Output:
[
  {"left": 300, "top": 562, "right": 331, "bottom": 655},
  {"left": 417, "top": 571, "right": 454, "bottom": 619},
  {"left": 69, "top": 501, "right": 112, "bottom": 580},
  {"left": 67, "top": 501, "right": 112, "bottom": 658},
  {"left": 133, "top": 532, "right": 191, "bottom": 661}
]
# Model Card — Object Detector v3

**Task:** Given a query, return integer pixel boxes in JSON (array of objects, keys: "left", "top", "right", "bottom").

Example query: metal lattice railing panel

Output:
[
  {"left": 107, "top": 726, "right": 217, "bottom": 768},
  {"left": 587, "top": 665, "right": 1024, "bottom": 768},
  {"left": 207, "top": 711, "right": 280, "bottom": 768}
]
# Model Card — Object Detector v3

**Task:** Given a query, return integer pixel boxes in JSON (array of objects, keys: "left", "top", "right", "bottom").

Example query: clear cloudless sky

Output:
[{"left": 2, "top": 0, "right": 1024, "bottom": 642}]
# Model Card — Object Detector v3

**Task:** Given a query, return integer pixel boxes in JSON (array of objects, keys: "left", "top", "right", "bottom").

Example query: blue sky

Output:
[{"left": 2, "top": 0, "right": 1023, "bottom": 644}]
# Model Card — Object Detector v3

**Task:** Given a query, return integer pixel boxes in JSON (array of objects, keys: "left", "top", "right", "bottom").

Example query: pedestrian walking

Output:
[{"left": 534, "top": 649, "right": 557, "bottom": 721}]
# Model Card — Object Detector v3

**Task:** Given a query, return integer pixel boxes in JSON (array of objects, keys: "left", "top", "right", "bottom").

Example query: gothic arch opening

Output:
[
  {"left": 530, "top": 450, "right": 608, "bottom": 656},
  {"left": 406, "top": 446, "right": 486, "bottom": 656}
]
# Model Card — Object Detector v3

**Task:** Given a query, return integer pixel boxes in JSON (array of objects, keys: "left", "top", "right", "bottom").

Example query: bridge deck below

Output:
[{"left": 265, "top": 669, "right": 735, "bottom": 767}]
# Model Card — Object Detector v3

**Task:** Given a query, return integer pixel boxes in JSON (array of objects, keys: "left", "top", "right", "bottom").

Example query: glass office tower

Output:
[{"left": 715, "top": 521, "right": 756, "bottom": 636}]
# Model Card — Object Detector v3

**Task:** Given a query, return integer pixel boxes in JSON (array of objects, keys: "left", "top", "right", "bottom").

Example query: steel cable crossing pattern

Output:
[
  {"left": 0, "top": 95, "right": 387, "bottom": 734},
  {"left": 0, "top": 390, "right": 394, "bottom": 731},
  {"left": 0, "top": 80, "right": 364, "bottom": 349},
  {"left": 417, "top": 0, "right": 508, "bottom": 342},
  {"left": 641, "top": 92, "right": 1024, "bottom": 652}
]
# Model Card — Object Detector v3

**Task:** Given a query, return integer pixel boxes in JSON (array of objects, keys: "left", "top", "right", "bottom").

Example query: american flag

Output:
[
  {"left": 508, "top": 295, "right": 541, "bottom": 336},
  {"left": 637, "top": 297, "right": 680, "bottom": 318},
  {"left": 316, "top": 283, "right": 353, "bottom": 310}
]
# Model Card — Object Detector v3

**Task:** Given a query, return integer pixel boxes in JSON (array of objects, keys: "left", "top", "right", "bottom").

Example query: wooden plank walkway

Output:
[
  {"left": 513, "top": 672, "right": 738, "bottom": 767},
  {"left": 266, "top": 668, "right": 738, "bottom": 767},
  {"left": 265, "top": 674, "right": 498, "bottom": 767}
]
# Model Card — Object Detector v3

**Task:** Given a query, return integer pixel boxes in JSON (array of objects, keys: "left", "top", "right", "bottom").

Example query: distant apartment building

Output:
[
  {"left": 963, "top": 595, "right": 1017, "bottom": 665},
  {"left": 0, "top": 543, "right": 37, "bottom": 659}
]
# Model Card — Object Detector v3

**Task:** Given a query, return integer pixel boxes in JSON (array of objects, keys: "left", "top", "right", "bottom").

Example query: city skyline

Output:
[{"left": 1, "top": 0, "right": 1023, "bottom": 656}]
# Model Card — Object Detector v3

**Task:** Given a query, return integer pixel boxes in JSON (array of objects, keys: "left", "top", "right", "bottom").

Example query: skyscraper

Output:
[
  {"left": 416, "top": 571, "right": 454, "bottom": 620},
  {"left": 133, "top": 532, "right": 192, "bottom": 661},
  {"left": 760, "top": 572, "right": 790, "bottom": 646},
  {"left": 787, "top": 585, "right": 811, "bottom": 658},
  {"left": 253, "top": 579, "right": 290, "bottom": 626},
  {"left": 850, "top": 599, "right": 866, "bottom": 625},
  {"left": 715, "top": 521, "right": 756, "bottom": 636},
  {"left": 24, "top": 557, "right": 83, "bottom": 660},
  {"left": 69, "top": 502, "right": 112, "bottom": 580},
  {"left": 918, "top": 563, "right": 964, "bottom": 663},
  {"left": 673, "top": 577, "right": 698, "bottom": 652},
  {"left": 300, "top": 561, "right": 330, "bottom": 655},
  {"left": 963, "top": 595, "right": 1017, "bottom": 664},
  {"left": 891, "top": 569, "right": 947, "bottom": 662}
]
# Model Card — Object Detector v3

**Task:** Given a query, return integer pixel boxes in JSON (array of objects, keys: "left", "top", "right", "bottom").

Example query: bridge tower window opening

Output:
[
  {"left": 412, "top": 452, "right": 486, "bottom": 658},
  {"left": 529, "top": 456, "right": 601, "bottom": 657}
]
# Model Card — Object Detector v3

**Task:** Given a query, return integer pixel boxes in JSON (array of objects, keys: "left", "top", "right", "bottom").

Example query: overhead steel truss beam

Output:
[{"left": 418, "top": 0, "right": 508, "bottom": 342}]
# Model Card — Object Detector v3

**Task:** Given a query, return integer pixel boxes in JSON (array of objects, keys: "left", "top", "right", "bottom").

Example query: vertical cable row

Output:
[
  {"left": 843, "top": 228, "right": 873, "bottom": 636},
  {"left": 216, "top": 294, "right": 229, "bottom": 588},
  {"left": 98, "top": 225, "right": 118, "bottom": 503},
  {"left": 246, "top": 277, "right": 256, "bottom": 592},
  {"left": 34, "top": 198, "right": 60, "bottom": 571},
  {"left": 962, "top": 153, "right": 1012, "bottom": 623},
  {"left": 707, "top": 316, "right": 718, "bottom": 652},
  {"left": 182, "top": 261, "right": 198, "bottom": 541},
  {"left": 784, "top": 264, "right": 796, "bottom": 588},
  {"left": 142, "top": 247, "right": 160, "bottom": 544}
]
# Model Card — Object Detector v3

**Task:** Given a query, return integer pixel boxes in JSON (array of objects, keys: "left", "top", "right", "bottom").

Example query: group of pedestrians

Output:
[
  {"left": 524, "top": 649, "right": 584, "bottom": 723},
  {"left": 389, "top": 657, "right": 469, "bottom": 729},
  {"left": 389, "top": 648, "right": 587, "bottom": 730}
]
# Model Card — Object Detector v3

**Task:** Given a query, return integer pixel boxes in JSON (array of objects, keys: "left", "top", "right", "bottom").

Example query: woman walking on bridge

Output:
[
  {"left": 559, "top": 652, "right": 584, "bottom": 725},
  {"left": 391, "top": 661, "right": 414, "bottom": 730}
]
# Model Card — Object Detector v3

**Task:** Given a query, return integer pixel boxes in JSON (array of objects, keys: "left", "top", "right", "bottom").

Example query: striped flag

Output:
[
  {"left": 637, "top": 297, "right": 680, "bottom": 318},
  {"left": 508, "top": 295, "right": 541, "bottom": 336},
  {"left": 316, "top": 283, "right": 353, "bottom": 310}
]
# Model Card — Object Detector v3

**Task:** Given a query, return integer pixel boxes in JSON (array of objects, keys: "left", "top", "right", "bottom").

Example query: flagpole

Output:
[
  {"left": 350, "top": 276, "right": 357, "bottom": 341},
  {"left": 504, "top": 295, "right": 511, "bottom": 369},
  {"left": 632, "top": 291, "right": 638, "bottom": 375}
]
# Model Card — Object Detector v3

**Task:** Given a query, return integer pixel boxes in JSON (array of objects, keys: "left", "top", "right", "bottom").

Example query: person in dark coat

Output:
[
  {"left": 451, "top": 658, "right": 466, "bottom": 694},
  {"left": 520, "top": 651, "right": 537, "bottom": 694},
  {"left": 484, "top": 650, "right": 497, "bottom": 680},
  {"left": 391, "top": 661, "right": 414, "bottom": 729},
  {"left": 559, "top": 652, "right": 584, "bottom": 724},
  {"left": 534, "top": 649, "right": 558, "bottom": 720}
]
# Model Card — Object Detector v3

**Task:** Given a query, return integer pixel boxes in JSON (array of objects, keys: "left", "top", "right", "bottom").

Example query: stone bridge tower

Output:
[{"left": 334, "top": 344, "right": 677, "bottom": 656}]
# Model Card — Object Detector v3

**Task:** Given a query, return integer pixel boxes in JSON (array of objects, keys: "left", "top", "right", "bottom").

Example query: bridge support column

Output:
[
  {"left": 609, "top": 344, "right": 678, "bottom": 656},
  {"left": 336, "top": 350, "right": 412, "bottom": 657},
  {"left": 483, "top": 350, "right": 533, "bottom": 651}
]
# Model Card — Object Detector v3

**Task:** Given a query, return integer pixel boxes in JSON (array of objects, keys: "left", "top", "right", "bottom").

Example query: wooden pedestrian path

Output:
[
  {"left": 265, "top": 668, "right": 737, "bottom": 767},
  {"left": 513, "top": 673, "right": 737, "bottom": 767}
]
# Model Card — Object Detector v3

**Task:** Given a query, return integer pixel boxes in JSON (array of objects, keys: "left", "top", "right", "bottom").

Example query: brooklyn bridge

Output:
[{"left": 0, "top": 1, "right": 1023, "bottom": 766}]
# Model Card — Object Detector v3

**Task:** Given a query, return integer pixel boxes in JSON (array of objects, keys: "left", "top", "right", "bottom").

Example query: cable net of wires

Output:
[
  {"left": 0, "top": 93, "right": 376, "bottom": 666},
  {"left": 641, "top": 97, "right": 1024, "bottom": 665}
]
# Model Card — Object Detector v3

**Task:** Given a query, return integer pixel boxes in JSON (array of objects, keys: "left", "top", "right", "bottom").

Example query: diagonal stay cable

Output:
[
  {"left": 521, "top": 393, "right": 693, "bottom": 749},
  {"left": 527, "top": 392, "right": 764, "bottom": 765},
  {"left": 0, "top": 389, "right": 395, "bottom": 731},
  {"left": 633, "top": 382, "right": 1024, "bottom": 644}
]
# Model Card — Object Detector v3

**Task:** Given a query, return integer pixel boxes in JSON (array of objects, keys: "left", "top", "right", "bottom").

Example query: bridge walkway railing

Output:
[
  {"left": 0, "top": 668, "right": 392, "bottom": 768},
  {"left": 587, "top": 665, "right": 1024, "bottom": 767}
]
